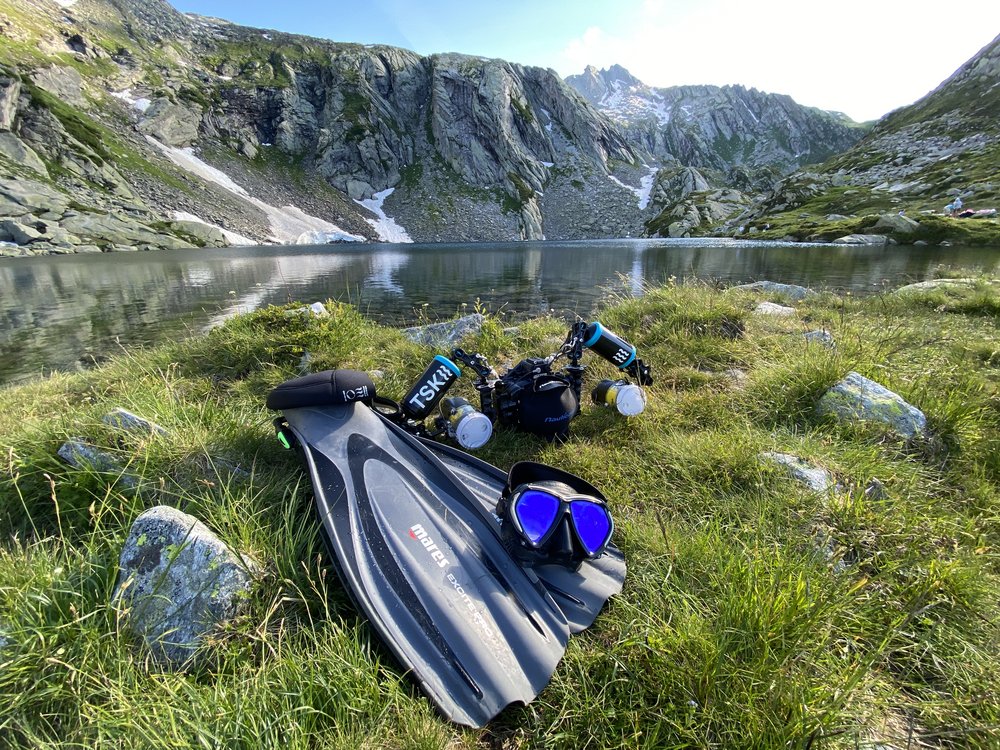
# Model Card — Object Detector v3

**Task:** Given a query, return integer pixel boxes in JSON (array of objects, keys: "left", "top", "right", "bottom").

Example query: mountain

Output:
[
  {"left": 0, "top": 0, "right": 655, "bottom": 254},
  {"left": 733, "top": 32, "right": 1000, "bottom": 243},
  {"left": 566, "top": 64, "right": 866, "bottom": 176}
]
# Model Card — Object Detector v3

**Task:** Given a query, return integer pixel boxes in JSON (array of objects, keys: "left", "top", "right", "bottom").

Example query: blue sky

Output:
[{"left": 177, "top": 0, "right": 1000, "bottom": 122}]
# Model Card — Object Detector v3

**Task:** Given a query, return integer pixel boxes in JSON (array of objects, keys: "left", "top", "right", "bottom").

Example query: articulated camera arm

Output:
[{"left": 451, "top": 348, "right": 498, "bottom": 421}]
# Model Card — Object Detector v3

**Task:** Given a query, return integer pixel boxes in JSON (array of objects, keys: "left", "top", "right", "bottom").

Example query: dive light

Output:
[
  {"left": 440, "top": 397, "right": 493, "bottom": 450},
  {"left": 591, "top": 379, "right": 646, "bottom": 417}
]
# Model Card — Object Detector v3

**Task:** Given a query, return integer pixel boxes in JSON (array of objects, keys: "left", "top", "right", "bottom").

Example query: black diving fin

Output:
[{"left": 267, "top": 370, "right": 570, "bottom": 727}]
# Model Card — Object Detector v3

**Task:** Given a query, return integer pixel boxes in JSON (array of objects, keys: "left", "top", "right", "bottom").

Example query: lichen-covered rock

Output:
[
  {"left": 114, "top": 506, "right": 254, "bottom": 667},
  {"left": 760, "top": 452, "right": 836, "bottom": 493},
  {"left": 0, "top": 177, "right": 70, "bottom": 217},
  {"left": 29, "top": 66, "right": 87, "bottom": 109},
  {"left": 731, "top": 281, "right": 817, "bottom": 301},
  {"left": 60, "top": 213, "right": 189, "bottom": 250},
  {"left": 0, "top": 76, "right": 20, "bottom": 132},
  {"left": 168, "top": 219, "right": 228, "bottom": 247},
  {"left": 894, "top": 278, "right": 995, "bottom": 295},
  {"left": 816, "top": 371, "right": 927, "bottom": 438},
  {"left": 0, "top": 218, "right": 44, "bottom": 245},
  {"left": 403, "top": 313, "right": 484, "bottom": 348}
]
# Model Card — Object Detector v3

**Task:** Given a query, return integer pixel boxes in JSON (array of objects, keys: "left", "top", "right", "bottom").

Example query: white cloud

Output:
[{"left": 558, "top": 0, "right": 1000, "bottom": 121}]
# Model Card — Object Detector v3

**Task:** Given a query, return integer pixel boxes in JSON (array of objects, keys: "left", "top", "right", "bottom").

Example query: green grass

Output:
[{"left": 2, "top": 283, "right": 1000, "bottom": 748}]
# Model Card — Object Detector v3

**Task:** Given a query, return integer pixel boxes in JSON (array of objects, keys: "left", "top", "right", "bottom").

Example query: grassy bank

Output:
[{"left": 2, "top": 280, "right": 1000, "bottom": 748}]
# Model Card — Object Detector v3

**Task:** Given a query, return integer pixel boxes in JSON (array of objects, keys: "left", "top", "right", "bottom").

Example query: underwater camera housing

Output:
[
  {"left": 387, "top": 321, "right": 653, "bottom": 446},
  {"left": 450, "top": 321, "right": 654, "bottom": 442}
]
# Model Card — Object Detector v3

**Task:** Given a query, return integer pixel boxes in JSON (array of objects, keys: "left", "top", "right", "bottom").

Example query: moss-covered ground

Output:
[{"left": 2, "top": 280, "right": 1000, "bottom": 748}]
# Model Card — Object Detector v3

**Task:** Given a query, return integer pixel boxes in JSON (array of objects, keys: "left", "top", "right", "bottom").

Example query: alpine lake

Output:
[{"left": 2, "top": 237, "right": 999, "bottom": 386}]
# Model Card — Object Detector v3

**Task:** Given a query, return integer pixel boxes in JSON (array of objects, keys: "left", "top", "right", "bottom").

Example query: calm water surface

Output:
[{"left": 2, "top": 238, "right": 999, "bottom": 385}]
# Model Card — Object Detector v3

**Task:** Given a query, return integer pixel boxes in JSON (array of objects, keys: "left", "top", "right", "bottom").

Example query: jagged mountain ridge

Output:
[
  {"left": 0, "top": 0, "right": 875, "bottom": 254},
  {"left": 735, "top": 32, "right": 1000, "bottom": 240},
  {"left": 566, "top": 64, "right": 866, "bottom": 175}
]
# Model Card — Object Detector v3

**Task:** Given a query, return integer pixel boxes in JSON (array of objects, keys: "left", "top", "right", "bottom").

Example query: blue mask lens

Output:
[
  {"left": 569, "top": 500, "right": 613, "bottom": 556},
  {"left": 513, "top": 490, "right": 561, "bottom": 545}
]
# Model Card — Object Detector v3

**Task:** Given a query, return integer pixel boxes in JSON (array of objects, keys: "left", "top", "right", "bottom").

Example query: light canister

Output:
[{"left": 401, "top": 355, "right": 461, "bottom": 420}]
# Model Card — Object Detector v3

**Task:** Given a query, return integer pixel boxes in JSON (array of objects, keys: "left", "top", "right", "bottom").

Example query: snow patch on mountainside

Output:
[
  {"left": 608, "top": 165, "right": 659, "bottom": 210},
  {"left": 111, "top": 89, "right": 152, "bottom": 114},
  {"left": 148, "top": 139, "right": 366, "bottom": 244},
  {"left": 599, "top": 81, "right": 671, "bottom": 126},
  {"left": 355, "top": 188, "right": 412, "bottom": 243}
]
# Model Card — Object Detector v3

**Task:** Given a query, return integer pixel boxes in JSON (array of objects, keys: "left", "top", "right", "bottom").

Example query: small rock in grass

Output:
[
  {"left": 755, "top": 301, "right": 796, "bottom": 316},
  {"left": 816, "top": 372, "right": 926, "bottom": 438},
  {"left": 803, "top": 330, "right": 835, "bottom": 347},
  {"left": 57, "top": 439, "right": 137, "bottom": 488},
  {"left": 760, "top": 452, "right": 836, "bottom": 493},
  {"left": 722, "top": 368, "right": 748, "bottom": 386},
  {"left": 113, "top": 506, "right": 255, "bottom": 668},
  {"left": 102, "top": 408, "right": 168, "bottom": 437},
  {"left": 285, "top": 301, "right": 329, "bottom": 318}
]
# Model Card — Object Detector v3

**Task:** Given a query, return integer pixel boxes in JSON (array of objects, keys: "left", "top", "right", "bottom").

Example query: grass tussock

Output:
[{"left": 2, "top": 282, "right": 1000, "bottom": 748}]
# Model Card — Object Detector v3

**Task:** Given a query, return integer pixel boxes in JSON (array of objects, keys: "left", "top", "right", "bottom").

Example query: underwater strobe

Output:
[{"left": 592, "top": 379, "right": 646, "bottom": 416}]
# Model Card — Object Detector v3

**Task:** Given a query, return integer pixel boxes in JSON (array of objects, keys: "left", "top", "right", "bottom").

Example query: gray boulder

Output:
[
  {"left": 816, "top": 371, "right": 927, "bottom": 438},
  {"left": 0, "top": 131, "right": 42, "bottom": 176},
  {"left": 139, "top": 98, "right": 202, "bottom": 147},
  {"left": 113, "top": 506, "right": 254, "bottom": 668},
  {"left": 57, "top": 439, "right": 136, "bottom": 488},
  {"left": 60, "top": 213, "right": 190, "bottom": 250},
  {"left": 650, "top": 165, "right": 710, "bottom": 208},
  {"left": 0, "top": 177, "right": 69, "bottom": 216},
  {"left": 403, "top": 313, "right": 484, "bottom": 348},
  {"left": 831, "top": 234, "right": 892, "bottom": 246},
  {"left": 0, "top": 76, "right": 20, "bottom": 131},
  {"left": 29, "top": 66, "right": 87, "bottom": 109},
  {"left": 102, "top": 408, "right": 168, "bottom": 437},
  {"left": 760, "top": 452, "right": 836, "bottom": 493},
  {"left": 168, "top": 219, "right": 228, "bottom": 247},
  {"left": 894, "top": 278, "right": 992, "bottom": 295},
  {"left": 874, "top": 213, "right": 920, "bottom": 234},
  {"left": 0, "top": 218, "right": 44, "bottom": 245},
  {"left": 731, "top": 280, "right": 817, "bottom": 301}
]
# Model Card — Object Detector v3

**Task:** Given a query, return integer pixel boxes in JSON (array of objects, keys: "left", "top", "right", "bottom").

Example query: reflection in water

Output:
[{"left": 1, "top": 239, "right": 999, "bottom": 385}]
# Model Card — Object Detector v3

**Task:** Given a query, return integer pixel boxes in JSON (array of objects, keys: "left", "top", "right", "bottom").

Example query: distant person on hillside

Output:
[{"left": 945, "top": 196, "right": 964, "bottom": 215}]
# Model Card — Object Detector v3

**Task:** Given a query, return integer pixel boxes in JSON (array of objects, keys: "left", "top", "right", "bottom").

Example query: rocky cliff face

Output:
[
  {"left": 0, "top": 0, "right": 654, "bottom": 253},
  {"left": 566, "top": 65, "right": 866, "bottom": 176}
]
